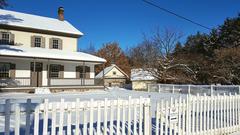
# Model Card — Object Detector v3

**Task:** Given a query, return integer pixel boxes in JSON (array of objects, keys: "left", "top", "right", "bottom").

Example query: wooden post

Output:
[
  {"left": 15, "top": 103, "right": 20, "bottom": 135},
  {"left": 43, "top": 99, "right": 48, "bottom": 135},
  {"left": 83, "top": 62, "right": 85, "bottom": 85},
  {"left": 102, "top": 64, "right": 105, "bottom": 87},
  {"left": 238, "top": 86, "right": 240, "bottom": 94},
  {"left": 67, "top": 102, "right": 72, "bottom": 135},
  {"left": 5, "top": 99, "right": 10, "bottom": 135},
  {"left": 128, "top": 96, "right": 132, "bottom": 135},
  {"left": 34, "top": 106, "right": 40, "bottom": 135},
  {"left": 89, "top": 99, "right": 94, "bottom": 135},
  {"left": 59, "top": 99, "right": 64, "bottom": 135},
  {"left": 173, "top": 85, "right": 175, "bottom": 94},
  {"left": 158, "top": 84, "right": 161, "bottom": 93},
  {"left": 25, "top": 99, "right": 31, "bottom": 135},
  {"left": 211, "top": 85, "right": 214, "bottom": 96},
  {"left": 104, "top": 98, "right": 108, "bottom": 135},
  {"left": 97, "top": 101, "right": 101, "bottom": 135},
  {"left": 144, "top": 99, "right": 150, "bottom": 135},
  {"left": 188, "top": 85, "right": 191, "bottom": 95},
  {"left": 47, "top": 59, "right": 50, "bottom": 86}
]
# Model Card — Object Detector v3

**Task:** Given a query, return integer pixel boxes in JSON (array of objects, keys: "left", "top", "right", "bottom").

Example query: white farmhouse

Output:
[
  {"left": 131, "top": 68, "right": 157, "bottom": 91},
  {"left": 0, "top": 7, "right": 106, "bottom": 92},
  {"left": 95, "top": 64, "right": 128, "bottom": 87}
]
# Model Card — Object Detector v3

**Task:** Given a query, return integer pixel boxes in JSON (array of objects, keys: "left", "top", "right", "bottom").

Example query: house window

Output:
[
  {"left": 113, "top": 71, "right": 116, "bottom": 75},
  {"left": 1, "top": 32, "right": 10, "bottom": 44},
  {"left": 34, "top": 37, "right": 41, "bottom": 47},
  {"left": 49, "top": 65, "right": 60, "bottom": 78},
  {"left": 52, "top": 39, "right": 59, "bottom": 49},
  {"left": 76, "top": 66, "right": 90, "bottom": 78},
  {"left": 0, "top": 63, "right": 10, "bottom": 78}
]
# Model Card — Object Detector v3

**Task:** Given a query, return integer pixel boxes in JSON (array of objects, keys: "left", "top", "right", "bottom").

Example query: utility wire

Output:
[{"left": 142, "top": 0, "right": 212, "bottom": 30}]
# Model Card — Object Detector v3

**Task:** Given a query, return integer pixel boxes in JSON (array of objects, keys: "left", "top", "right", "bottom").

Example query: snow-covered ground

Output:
[
  {"left": 0, "top": 87, "right": 185, "bottom": 104},
  {"left": 0, "top": 87, "right": 186, "bottom": 134}
]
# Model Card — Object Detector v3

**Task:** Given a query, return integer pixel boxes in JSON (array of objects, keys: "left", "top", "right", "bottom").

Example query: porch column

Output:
[
  {"left": 47, "top": 59, "right": 50, "bottom": 86},
  {"left": 102, "top": 64, "right": 105, "bottom": 87},
  {"left": 83, "top": 62, "right": 85, "bottom": 85}
]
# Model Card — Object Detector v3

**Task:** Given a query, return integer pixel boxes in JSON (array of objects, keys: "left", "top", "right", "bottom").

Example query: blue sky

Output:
[{"left": 6, "top": 0, "right": 240, "bottom": 51}]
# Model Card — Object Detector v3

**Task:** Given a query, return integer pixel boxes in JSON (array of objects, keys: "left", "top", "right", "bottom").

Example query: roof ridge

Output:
[{"left": 0, "top": 9, "right": 65, "bottom": 22}]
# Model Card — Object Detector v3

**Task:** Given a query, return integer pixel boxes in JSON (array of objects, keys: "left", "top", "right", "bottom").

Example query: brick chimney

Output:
[{"left": 58, "top": 7, "right": 64, "bottom": 21}]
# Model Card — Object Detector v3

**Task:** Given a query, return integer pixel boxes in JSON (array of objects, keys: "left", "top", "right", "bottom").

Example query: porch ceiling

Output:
[{"left": 0, "top": 45, "right": 106, "bottom": 63}]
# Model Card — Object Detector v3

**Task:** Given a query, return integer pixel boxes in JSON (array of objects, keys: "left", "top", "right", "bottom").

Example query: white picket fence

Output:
[
  {"left": 3, "top": 94, "right": 240, "bottom": 135},
  {"left": 2, "top": 97, "right": 151, "bottom": 135},
  {"left": 148, "top": 84, "right": 240, "bottom": 95},
  {"left": 155, "top": 94, "right": 240, "bottom": 135}
]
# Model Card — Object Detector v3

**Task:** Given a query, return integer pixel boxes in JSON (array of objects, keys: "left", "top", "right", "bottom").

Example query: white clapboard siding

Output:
[{"left": 155, "top": 94, "right": 240, "bottom": 135}]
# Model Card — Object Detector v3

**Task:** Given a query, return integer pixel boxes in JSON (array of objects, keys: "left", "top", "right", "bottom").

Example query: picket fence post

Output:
[
  {"left": 144, "top": 99, "right": 151, "bottom": 135},
  {"left": 75, "top": 98, "right": 80, "bottom": 135},
  {"left": 5, "top": 99, "right": 11, "bottom": 135},
  {"left": 14, "top": 103, "right": 20, "bottom": 135},
  {"left": 104, "top": 98, "right": 108, "bottom": 135},
  {"left": 159, "top": 84, "right": 161, "bottom": 93},
  {"left": 188, "top": 85, "right": 191, "bottom": 95}
]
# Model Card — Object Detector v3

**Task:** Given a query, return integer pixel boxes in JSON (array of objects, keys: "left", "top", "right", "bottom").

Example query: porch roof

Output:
[{"left": 0, "top": 45, "right": 106, "bottom": 63}]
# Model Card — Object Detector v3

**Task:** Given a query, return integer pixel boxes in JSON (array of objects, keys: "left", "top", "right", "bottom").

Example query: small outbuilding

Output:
[
  {"left": 131, "top": 68, "right": 158, "bottom": 91},
  {"left": 95, "top": 64, "right": 128, "bottom": 87}
]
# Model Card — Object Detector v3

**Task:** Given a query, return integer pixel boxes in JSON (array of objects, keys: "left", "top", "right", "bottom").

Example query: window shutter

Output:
[
  {"left": 0, "top": 32, "right": 2, "bottom": 39},
  {"left": 10, "top": 63, "right": 16, "bottom": 78},
  {"left": 9, "top": 33, "right": 15, "bottom": 45},
  {"left": 0, "top": 32, "right": 2, "bottom": 45},
  {"left": 86, "top": 66, "right": 90, "bottom": 78},
  {"left": 59, "top": 38, "right": 62, "bottom": 50},
  {"left": 31, "top": 36, "right": 35, "bottom": 47},
  {"left": 41, "top": 37, "right": 45, "bottom": 48},
  {"left": 59, "top": 65, "right": 64, "bottom": 78},
  {"left": 76, "top": 66, "right": 80, "bottom": 78},
  {"left": 49, "top": 38, "right": 53, "bottom": 49}
]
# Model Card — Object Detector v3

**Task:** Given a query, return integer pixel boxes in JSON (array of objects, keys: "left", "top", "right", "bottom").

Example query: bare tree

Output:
[{"left": 130, "top": 28, "right": 196, "bottom": 83}]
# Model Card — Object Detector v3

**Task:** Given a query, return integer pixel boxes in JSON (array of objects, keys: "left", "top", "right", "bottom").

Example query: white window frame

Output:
[
  {"left": 49, "top": 64, "right": 60, "bottom": 78},
  {"left": 0, "top": 63, "right": 10, "bottom": 78},
  {"left": 52, "top": 39, "right": 59, "bottom": 49},
  {"left": 34, "top": 37, "right": 41, "bottom": 47},
  {"left": 1, "top": 32, "right": 10, "bottom": 44}
]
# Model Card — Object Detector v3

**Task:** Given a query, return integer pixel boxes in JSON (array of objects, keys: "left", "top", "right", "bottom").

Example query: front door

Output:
[{"left": 30, "top": 62, "right": 43, "bottom": 87}]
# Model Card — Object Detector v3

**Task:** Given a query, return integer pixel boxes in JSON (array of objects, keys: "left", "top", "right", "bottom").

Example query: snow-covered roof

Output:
[
  {"left": 131, "top": 68, "right": 157, "bottom": 81},
  {"left": 0, "top": 45, "right": 106, "bottom": 63},
  {"left": 96, "top": 64, "right": 128, "bottom": 78},
  {"left": 0, "top": 9, "right": 83, "bottom": 36}
]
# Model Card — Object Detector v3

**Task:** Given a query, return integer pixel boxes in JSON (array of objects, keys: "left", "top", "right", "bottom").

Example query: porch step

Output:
[{"left": 34, "top": 87, "right": 51, "bottom": 94}]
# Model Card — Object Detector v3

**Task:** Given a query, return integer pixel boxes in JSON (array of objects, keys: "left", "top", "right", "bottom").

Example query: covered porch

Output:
[{"left": 0, "top": 45, "right": 106, "bottom": 90}]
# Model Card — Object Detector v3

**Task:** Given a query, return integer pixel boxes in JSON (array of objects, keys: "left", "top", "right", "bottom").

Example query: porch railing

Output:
[
  {"left": 0, "top": 78, "right": 31, "bottom": 87},
  {"left": 0, "top": 78, "right": 104, "bottom": 88},
  {"left": 49, "top": 78, "right": 104, "bottom": 86}
]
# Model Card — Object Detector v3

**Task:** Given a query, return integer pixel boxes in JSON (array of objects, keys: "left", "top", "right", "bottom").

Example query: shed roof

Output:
[
  {"left": 131, "top": 68, "right": 157, "bottom": 81},
  {"left": 95, "top": 64, "right": 129, "bottom": 78}
]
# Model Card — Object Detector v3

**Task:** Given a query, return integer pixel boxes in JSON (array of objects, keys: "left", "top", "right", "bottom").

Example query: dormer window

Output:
[
  {"left": 34, "top": 37, "right": 41, "bottom": 47},
  {"left": 113, "top": 71, "right": 116, "bottom": 75},
  {"left": 50, "top": 38, "right": 62, "bottom": 50}
]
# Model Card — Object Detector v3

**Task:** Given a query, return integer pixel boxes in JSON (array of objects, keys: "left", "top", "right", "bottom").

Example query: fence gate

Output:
[
  {"left": 155, "top": 94, "right": 240, "bottom": 135},
  {"left": 155, "top": 97, "right": 187, "bottom": 135}
]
